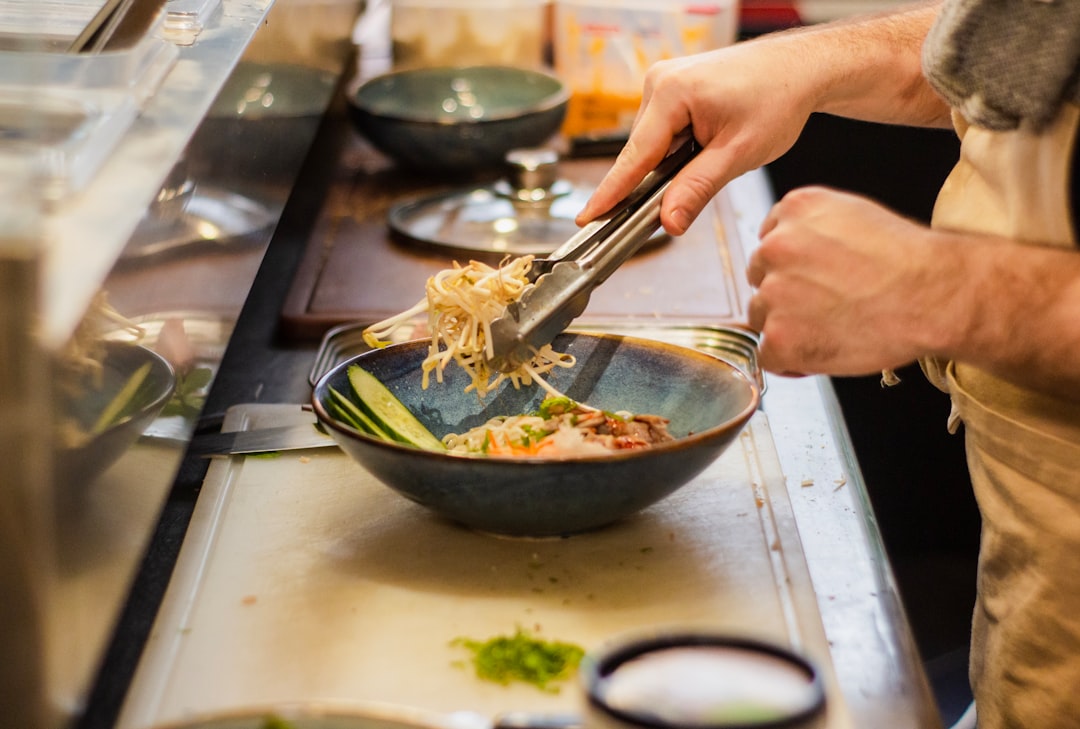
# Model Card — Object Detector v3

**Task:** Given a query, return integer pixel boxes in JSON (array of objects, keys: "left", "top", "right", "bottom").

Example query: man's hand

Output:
[
  {"left": 576, "top": 40, "right": 818, "bottom": 236},
  {"left": 746, "top": 186, "right": 1080, "bottom": 403},
  {"left": 746, "top": 186, "right": 960, "bottom": 376}
]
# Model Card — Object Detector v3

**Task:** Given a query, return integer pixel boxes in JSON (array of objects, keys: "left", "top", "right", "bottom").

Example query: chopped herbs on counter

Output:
[{"left": 452, "top": 628, "right": 585, "bottom": 692}]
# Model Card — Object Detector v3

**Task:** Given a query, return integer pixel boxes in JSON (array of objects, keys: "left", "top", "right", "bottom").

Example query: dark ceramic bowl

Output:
[
  {"left": 346, "top": 65, "right": 569, "bottom": 170},
  {"left": 311, "top": 332, "right": 760, "bottom": 537},
  {"left": 190, "top": 61, "right": 339, "bottom": 185},
  {"left": 56, "top": 341, "right": 176, "bottom": 487}
]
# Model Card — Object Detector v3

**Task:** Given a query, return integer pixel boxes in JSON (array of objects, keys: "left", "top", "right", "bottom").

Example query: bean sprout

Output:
[{"left": 362, "top": 256, "right": 576, "bottom": 397}]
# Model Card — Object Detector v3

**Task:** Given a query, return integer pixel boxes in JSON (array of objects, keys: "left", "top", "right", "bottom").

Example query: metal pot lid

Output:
[{"left": 388, "top": 148, "right": 667, "bottom": 258}]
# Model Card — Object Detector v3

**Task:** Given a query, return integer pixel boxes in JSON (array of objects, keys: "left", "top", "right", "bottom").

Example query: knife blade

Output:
[{"left": 188, "top": 423, "right": 338, "bottom": 457}]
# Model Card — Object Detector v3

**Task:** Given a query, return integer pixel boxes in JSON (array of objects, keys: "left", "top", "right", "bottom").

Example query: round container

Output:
[
  {"left": 583, "top": 632, "right": 827, "bottom": 729},
  {"left": 346, "top": 65, "right": 569, "bottom": 170}
]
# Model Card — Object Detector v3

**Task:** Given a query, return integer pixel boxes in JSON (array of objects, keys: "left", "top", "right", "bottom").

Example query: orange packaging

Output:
[
  {"left": 561, "top": 90, "right": 644, "bottom": 138},
  {"left": 553, "top": 0, "right": 739, "bottom": 136}
]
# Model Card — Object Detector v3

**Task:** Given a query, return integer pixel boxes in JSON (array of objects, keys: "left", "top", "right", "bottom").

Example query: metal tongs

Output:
[{"left": 486, "top": 135, "right": 701, "bottom": 372}]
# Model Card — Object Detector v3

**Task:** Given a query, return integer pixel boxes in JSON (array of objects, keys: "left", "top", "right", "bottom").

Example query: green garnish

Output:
[
  {"left": 534, "top": 396, "right": 628, "bottom": 424},
  {"left": 520, "top": 424, "right": 552, "bottom": 446},
  {"left": 536, "top": 396, "right": 576, "bottom": 419},
  {"left": 452, "top": 628, "right": 585, "bottom": 693}
]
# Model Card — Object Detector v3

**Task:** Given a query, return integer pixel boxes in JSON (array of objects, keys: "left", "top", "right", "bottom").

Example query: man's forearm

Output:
[
  {"left": 767, "top": 0, "right": 952, "bottom": 128},
  {"left": 928, "top": 234, "right": 1080, "bottom": 400}
]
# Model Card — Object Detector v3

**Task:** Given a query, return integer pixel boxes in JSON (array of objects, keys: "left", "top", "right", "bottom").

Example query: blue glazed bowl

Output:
[
  {"left": 346, "top": 65, "right": 569, "bottom": 170},
  {"left": 312, "top": 332, "right": 760, "bottom": 537}
]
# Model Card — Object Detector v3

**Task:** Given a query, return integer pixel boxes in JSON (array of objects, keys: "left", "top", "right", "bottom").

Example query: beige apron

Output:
[{"left": 922, "top": 103, "right": 1080, "bottom": 728}]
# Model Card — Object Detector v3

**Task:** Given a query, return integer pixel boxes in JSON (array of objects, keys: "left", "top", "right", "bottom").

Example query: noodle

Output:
[
  {"left": 362, "top": 256, "right": 576, "bottom": 397},
  {"left": 443, "top": 397, "right": 675, "bottom": 458}
]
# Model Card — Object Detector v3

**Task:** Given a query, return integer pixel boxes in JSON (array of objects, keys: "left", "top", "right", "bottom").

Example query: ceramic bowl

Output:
[
  {"left": 311, "top": 332, "right": 760, "bottom": 537},
  {"left": 189, "top": 61, "right": 338, "bottom": 186},
  {"left": 56, "top": 341, "right": 175, "bottom": 487},
  {"left": 346, "top": 65, "right": 569, "bottom": 170}
]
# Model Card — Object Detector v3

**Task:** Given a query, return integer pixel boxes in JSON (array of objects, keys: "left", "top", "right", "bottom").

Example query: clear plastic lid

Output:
[
  {"left": 163, "top": 0, "right": 222, "bottom": 45},
  {"left": 0, "top": 6, "right": 177, "bottom": 199}
]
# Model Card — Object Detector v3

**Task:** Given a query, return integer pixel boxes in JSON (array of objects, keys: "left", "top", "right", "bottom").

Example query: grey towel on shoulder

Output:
[{"left": 923, "top": 0, "right": 1080, "bottom": 130}]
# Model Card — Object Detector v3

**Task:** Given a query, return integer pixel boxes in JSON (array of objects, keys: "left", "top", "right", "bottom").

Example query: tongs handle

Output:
[
  {"left": 532, "top": 135, "right": 700, "bottom": 279},
  {"left": 487, "top": 136, "right": 700, "bottom": 372}
]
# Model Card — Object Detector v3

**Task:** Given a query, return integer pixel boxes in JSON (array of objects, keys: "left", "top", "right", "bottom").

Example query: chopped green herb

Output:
[
  {"left": 536, "top": 396, "right": 576, "bottom": 419},
  {"left": 521, "top": 424, "right": 552, "bottom": 446},
  {"left": 452, "top": 628, "right": 585, "bottom": 693},
  {"left": 260, "top": 717, "right": 297, "bottom": 729}
]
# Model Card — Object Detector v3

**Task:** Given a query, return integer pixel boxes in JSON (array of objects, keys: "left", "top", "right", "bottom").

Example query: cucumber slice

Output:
[
  {"left": 347, "top": 365, "right": 445, "bottom": 451},
  {"left": 327, "top": 399, "right": 360, "bottom": 433},
  {"left": 91, "top": 361, "right": 153, "bottom": 434},
  {"left": 327, "top": 386, "right": 391, "bottom": 441}
]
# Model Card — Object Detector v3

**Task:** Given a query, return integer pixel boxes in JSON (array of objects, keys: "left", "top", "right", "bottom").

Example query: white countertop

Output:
[{"left": 112, "top": 168, "right": 942, "bottom": 728}]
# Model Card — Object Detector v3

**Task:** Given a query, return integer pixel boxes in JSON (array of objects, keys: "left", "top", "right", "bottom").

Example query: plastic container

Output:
[
  {"left": 163, "top": 0, "right": 222, "bottom": 45},
  {"left": 0, "top": 9, "right": 177, "bottom": 199},
  {"left": 390, "top": 0, "right": 547, "bottom": 70},
  {"left": 554, "top": 0, "right": 738, "bottom": 136},
  {"left": 0, "top": 20, "right": 176, "bottom": 102}
]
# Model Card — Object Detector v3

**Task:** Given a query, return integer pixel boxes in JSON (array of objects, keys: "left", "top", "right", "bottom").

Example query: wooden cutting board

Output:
[
  {"left": 279, "top": 138, "right": 754, "bottom": 341},
  {"left": 119, "top": 403, "right": 853, "bottom": 728}
]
